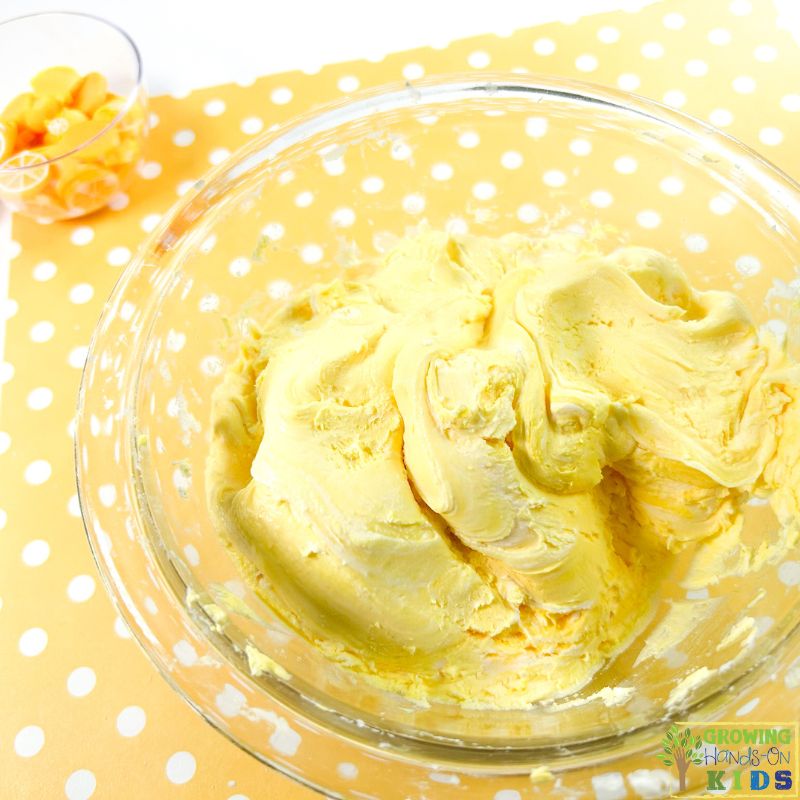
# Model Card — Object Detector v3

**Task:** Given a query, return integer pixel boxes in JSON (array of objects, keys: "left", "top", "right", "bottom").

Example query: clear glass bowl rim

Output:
[{"left": 75, "top": 72, "right": 800, "bottom": 780}]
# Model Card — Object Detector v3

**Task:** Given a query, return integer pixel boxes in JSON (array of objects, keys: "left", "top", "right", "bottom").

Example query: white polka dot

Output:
[
  {"left": 117, "top": 705, "right": 146, "bottom": 737},
  {"left": 597, "top": 26, "right": 620, "bottom": 44},
  {"left": 209, "top": 147, "right": 231, "bottom": 166},
  {"left": 494, "top": 791, "right": 522, "bottom": 800},
  {"left": 65, "top": 769, "right": 96, "bottom": 800},
  {"left": 67, "top": 494, "right": 81, "bottom": 517},
  {"left": 431, "top": 162, "right": 454, "bottom": 181},
  {"left": 709, "top": 108, "right": 734, "bottom": 127},
  {"left": 543, "top": 170, "right": 566, "bottom": 188},
  {"left": 684, "top": 233, "right": 709, "bottom": 253},
  {"left": 337, "top": 75, "right": 360, "bottom": 92},
  {"left": 472, "top": 181, "right": 497, "bottom": 200},
  {"left": 271, "top": 87, "right": 293, "bottom": 105},
  {"left": 240, "top": 116, "right": 264, "bottom": 135},
  {"left": 300, "top": 244, "right": 323, "bottom": 264},
  {"left": 663, "top": 12, "right": 686, "bottom": 29},
  {"left": 708, "top": 28, "right": 732, "bottom": 45},
  {"left": 685, "top": 59, "right": 709, "bottom": 77},
  {"left": 0, "top": 431, "right": 10, "bottom": 454},
  {"left": 173, "top": 129, "right": 196, "bottom": 147},
  {"left": 525, "top": 117, "right": 548, "bottom": 138},
  {"left": 183, "top": 544, "right": 200, "bottom": 566},
  {"left": 7, "top": 239, "right": 21, "bottom": 259},
  {"left": 533, "top": 38, "right": 556, "bottom": 56},
  {"left": 69, "top": 283, "right": 94, "bottom": 304},
  {"left": 331, "top": 207, "right": 355, "bottom": 227},
  {"left": 166, "top": 751, "right": 196, "bottom": 785},
  {"left": 361, "top": 176, "right": 384, "bottom": 194},
  {"left": 32, "top": 260, "right": 57, "bottom": 281},
  {"left": 517, "top": 204, "right": 541, "bottom": 224},
  {"left": 67, "top": 666, "right": 96, "bottom": 697},
  {"left": 0, "top": 297, "right": 17, "bottom": 320},
  {"left": 636, "top": 210, "right": 661, "bottom": 229},
  {"left": 663, "top": 90, "right": 686, "bottom": 108},
  {"left": 467, "top": 50, "right": 491, "bottom": 69},
  {"left": 105, "top": 246, "right": 131, "bottom": 268},
  {"left": 754, "top": 44, "right": 777, "bottom": 62},
  {"left": 27, "top": 387, "right": 53, "bottom": 411},
  {"left": 779, "top": 561, "right": 800, "bottom": 585},
  {"left": 575, "top": 54, "right": 598, "bottom": 72},
  {"left": 176, "top": 179, "right": 196, "bottom": 197},
  {"left": 498, "top": 150, "right": 522, "bottom": 169},
  {"left": 140, "top": 213, "right": 161, "bottom": 233},
  {"left": 14, "top": 725, "right": 44, "bottom": 757},
  {"left": 729, "top": 0, "right": 752, "bottom": 15},
  {"left": 0, "top": 361, "right": 13, "bottom": 383},
  {"left": 337, "top": 762, "right": 359, "bottom": 780},
  {"left": 228, "top": 796, "right": 249, "bottom": 800},
  {"left": 735, "top": 254, "right": 761, "bottom": 277},
  {"left": 590, "top": 190, "right": 614, "bottom": 208},
  {"left": 710, "top": 193, "right": 736, "bottom": 215},
  {"left": 114, "top": 616, "right": 132, "bottom": 639},
  {"left": 641, "top": 41, "right": 664, "bottom": 59},
  {"left": 137, "top": 161, "right": 162, "bottom": 180},
  {"left": 68, "top": 346, "right": 88, "bottom": 369},
  {"left": 25, "top": 460, "right": 51, "bottom": 485},
  {"left": 736, "top": 697, "right": 760, "bottom": 716},
  {"left": 268, "top": 280, "right": 292, "bottom": 300},
  {"left": 780, "top": 94, "right": 800, "bottom": 112},
  {"left": 22, "top": 539, "right": 50, "bottom": 566},
  {"left": 402, "top": 63, "right": 425, "bottom": 80},
  {"left": 614, "top": 156, "right": 638, "bottom": 174},
  {"left": 204, "top": 99, "right": 226, "bottom": 116},
  {"left": 457, "top": 131, "right": 480, "bottom": 148},
  {"left": 67, "top": 575, "right": 96, "bottom": 603},
  {"left": 591, "top": 772, "right": 626, "bottom": 800},
  {"left": 389, "top": 139, "right": 411, "bottom": 161},
  {"left": 733, "top": 75, "right": 756, "bottom": 94},
  {"left": 402, "top": 193, "right": 426, "bottom": 214},
  {"left": 659, "top": 176, "right": 684, "bottom": 196},
  {"left": 617, "top": 73, "right": 641, "bottom": 91},
  {"left": 445, "top": 217, "right": 469, "bottom": 235},
  {"left": 759, "top": 127, "right": 784, "bottom": 146},
  {"left": 109, "top": 192, "right": 130, "bottom": 211},
  {"left": 229, "top": 257, "right": 251, "bottom": 278},
  {"left": 70, "top": 226, "right": 94, "bottom": 246},
  {"left": 19, "top": 627, "right": 47, "bottom": 656},
  {"left": 294, "top": 190, "right": 314, "bottom": 208},
  {"left": 569, "top": 139, "right": 592, "bottom": 157}
]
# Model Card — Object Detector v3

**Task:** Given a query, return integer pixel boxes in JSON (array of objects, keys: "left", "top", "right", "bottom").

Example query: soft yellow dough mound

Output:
[{"left": 206, "top": 230, "right": 800, "bottom": 708}]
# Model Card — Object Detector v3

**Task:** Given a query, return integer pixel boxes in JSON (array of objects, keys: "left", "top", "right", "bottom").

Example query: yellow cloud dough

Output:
[{"left": 206, "top": 230, "right": 800, "bottom": 708}]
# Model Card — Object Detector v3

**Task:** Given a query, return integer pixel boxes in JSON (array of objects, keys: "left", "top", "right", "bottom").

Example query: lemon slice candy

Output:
[{"left": 0, "top": 149, "right": 51, "bottom": 198}]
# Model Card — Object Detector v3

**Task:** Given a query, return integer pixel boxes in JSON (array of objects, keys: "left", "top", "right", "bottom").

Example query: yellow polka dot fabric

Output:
[{"left": 3, "top": 1, "right": 800, "bottom": 797}]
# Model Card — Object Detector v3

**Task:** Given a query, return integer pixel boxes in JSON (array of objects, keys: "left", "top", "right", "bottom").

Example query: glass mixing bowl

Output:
[{"left": 76, "top": 75, "right": 800, "bottom": 798}]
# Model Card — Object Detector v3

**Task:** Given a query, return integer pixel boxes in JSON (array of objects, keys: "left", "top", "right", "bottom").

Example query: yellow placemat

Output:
[{"left": 2, "top": 1, "right": 800, "bottom": 797}]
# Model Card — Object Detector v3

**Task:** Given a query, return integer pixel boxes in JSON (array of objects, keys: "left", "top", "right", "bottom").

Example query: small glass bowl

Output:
[
  {"left": 0, "top": 12, "right": 147, "bottom": 221},
  {"left": 77, "top": 75, "right": 800, "bottom": 798}
]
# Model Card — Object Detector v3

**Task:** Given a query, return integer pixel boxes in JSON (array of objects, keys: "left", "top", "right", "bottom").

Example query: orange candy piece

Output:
[
  {"left": 72, "top": 72, "right": 108, "bottom": 116},
  {"left": 0, "top": 64, "right": 144, "bottom": 217},
  {"left": 30, "top": 66, "right": 80, "bottom": 104}
]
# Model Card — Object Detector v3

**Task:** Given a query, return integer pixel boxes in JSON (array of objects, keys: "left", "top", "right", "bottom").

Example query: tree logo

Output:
[{"left": 657, "top": 724, "right": 704, "bottom": 792}]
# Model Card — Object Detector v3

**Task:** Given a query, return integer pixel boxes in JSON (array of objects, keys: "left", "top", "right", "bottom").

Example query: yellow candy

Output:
[
  {"left": 57, "top": 162, "right": 119, "bottom": 211},
  {"left": 23, "top": 95, "right": 62, "bottom": 134},
  {"left": 72, "top": 72, "right": 108, "bottom": 116},
  {"left": 31, "top": 66, "right": 80, "bottom": 104},
  {"left": 0, "top": 121, "right": 16, "bottom": 162},
  {"left": 1, "top": 92, "right": 35, "bottom": 126}
]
